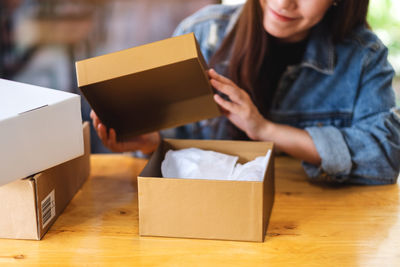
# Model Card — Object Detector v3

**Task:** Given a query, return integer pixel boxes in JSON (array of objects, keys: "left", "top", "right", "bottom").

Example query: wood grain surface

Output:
[{"left": 0, "top": 154, "right": 399, "bottom": 266}]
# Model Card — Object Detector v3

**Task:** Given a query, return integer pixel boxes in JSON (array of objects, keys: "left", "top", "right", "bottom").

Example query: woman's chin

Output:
[{"left": 263, "top": 24, "right": 307, "bottom": 42}]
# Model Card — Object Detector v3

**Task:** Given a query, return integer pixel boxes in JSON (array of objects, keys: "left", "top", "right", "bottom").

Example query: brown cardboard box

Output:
[
  {"left": 138, "top": 138, "right": 274, "bottom": 242},
  {"left": 76, "top": 33, "right": 220, "bottom": 140},
  {"left": 0, "top": 122, "right": 91, "bottom": 240}
]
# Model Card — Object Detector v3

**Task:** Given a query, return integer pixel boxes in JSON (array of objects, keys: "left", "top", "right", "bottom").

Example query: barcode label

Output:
[{"left": 41, "top": 190, "right": 56, "bottom": 229}]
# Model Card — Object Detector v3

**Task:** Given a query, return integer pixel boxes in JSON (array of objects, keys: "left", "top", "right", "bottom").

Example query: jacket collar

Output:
[
  {"left": 225, "top": 4, "right": 244, "bottom": 36},
  {"left": 301, "top": 22, "right": 336, "bottom": 75}
]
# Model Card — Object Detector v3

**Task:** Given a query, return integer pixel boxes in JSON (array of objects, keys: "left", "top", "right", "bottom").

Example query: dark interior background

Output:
[{"left": 0, "top": 0, "right": 220, "bottom": 153}]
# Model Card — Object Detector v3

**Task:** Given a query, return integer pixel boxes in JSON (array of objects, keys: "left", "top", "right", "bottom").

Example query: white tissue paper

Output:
[
  {"left": 231, "top": 151, "right": 271, "bottom": 181},
  {"left": 161, "top": 148, "right": 238, "bottom": 180},
  {"left": 161, "top": 148, "right": 271, "bottom": 181}
]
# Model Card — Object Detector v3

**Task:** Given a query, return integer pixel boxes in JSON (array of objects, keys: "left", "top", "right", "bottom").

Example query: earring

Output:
[{"left": 333, "top": 0, "right": 339, "bottom": 6}]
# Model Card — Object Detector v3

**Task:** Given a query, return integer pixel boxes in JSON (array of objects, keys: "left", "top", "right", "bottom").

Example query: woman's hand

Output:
[
  {"left": 208, "top": 69, "right": 269, "bottom": 140},
  {"left": 208, "top": 69, "right": 321, "bottom": 165},
  {"left": 90, "top": 110, "right": 160, "bottom": 154}
]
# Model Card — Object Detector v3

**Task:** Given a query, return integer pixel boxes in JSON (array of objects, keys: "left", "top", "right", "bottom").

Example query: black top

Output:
[
  {"left": 230, "top": 35, "right": 308, "bottom": 140},
  {"left": 257, "top": 35, "right": 308, "bottom": 116}
]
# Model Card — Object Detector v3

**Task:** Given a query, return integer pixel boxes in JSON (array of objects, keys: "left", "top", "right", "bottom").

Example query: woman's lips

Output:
[{"left": 268, "top": 6, "right": 298, "bottom": 22}]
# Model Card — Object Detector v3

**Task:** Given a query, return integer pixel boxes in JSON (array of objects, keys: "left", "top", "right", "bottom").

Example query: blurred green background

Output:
[{"left": 368, "top": 0, "right": 400, "bottom": 105}]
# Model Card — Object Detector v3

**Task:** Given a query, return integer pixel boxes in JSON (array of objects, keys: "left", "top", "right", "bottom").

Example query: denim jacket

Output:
[{"left": 165, "top": 4, "right": 400, "bottom": 185}]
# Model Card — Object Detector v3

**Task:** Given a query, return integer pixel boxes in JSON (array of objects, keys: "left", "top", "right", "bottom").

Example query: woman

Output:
[{"left": 91, "top": 0, "right": 400, "bottom": 184}]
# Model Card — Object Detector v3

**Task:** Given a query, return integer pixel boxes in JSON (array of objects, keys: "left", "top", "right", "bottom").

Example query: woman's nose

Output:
[{"left": 275, "top": 0, "right": 296, "bottom": 11}]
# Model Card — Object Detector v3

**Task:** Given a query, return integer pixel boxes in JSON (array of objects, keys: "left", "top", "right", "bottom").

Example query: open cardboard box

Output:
[
  {"left": 0, "top": 122, "right": 91, "bottom": 240},
  {"left": 0, "top": 78, "right": 84, "bottom": 186},
  {"left": 138, "top": 138, "right": 274, "bottom": 242}
]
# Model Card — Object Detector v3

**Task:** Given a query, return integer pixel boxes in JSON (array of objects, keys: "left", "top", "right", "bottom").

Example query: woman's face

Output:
[{"left": 259, "top": 0, "right": 334, "bottom": 42}]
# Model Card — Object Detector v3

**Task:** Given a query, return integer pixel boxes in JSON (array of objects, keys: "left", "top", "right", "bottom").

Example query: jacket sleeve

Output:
[{"left": 303, "top": 45, "right": 400, "bottom": 184}]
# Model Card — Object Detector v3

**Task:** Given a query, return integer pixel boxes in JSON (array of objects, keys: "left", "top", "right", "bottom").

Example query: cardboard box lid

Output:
[
  {"left": 0, "top": 78, "right": 83, "bottom": 186},
  {"left": 76, "top": 33, "right": 221, "bottom": 140}
]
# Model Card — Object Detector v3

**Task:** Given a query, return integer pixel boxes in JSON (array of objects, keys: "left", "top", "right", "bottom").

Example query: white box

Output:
[{"left": 0, "top": 78, "right": 84, "bottom": 186}]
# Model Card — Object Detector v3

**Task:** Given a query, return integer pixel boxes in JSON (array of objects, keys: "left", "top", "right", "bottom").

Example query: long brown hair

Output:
[{"left": 210, "top": 0, "right": 370, "bottom": 111}]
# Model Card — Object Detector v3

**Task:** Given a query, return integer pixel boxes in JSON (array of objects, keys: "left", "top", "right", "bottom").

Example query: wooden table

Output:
[{"left": 0, "top": 155, "right": 399, "bottom": 266}]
